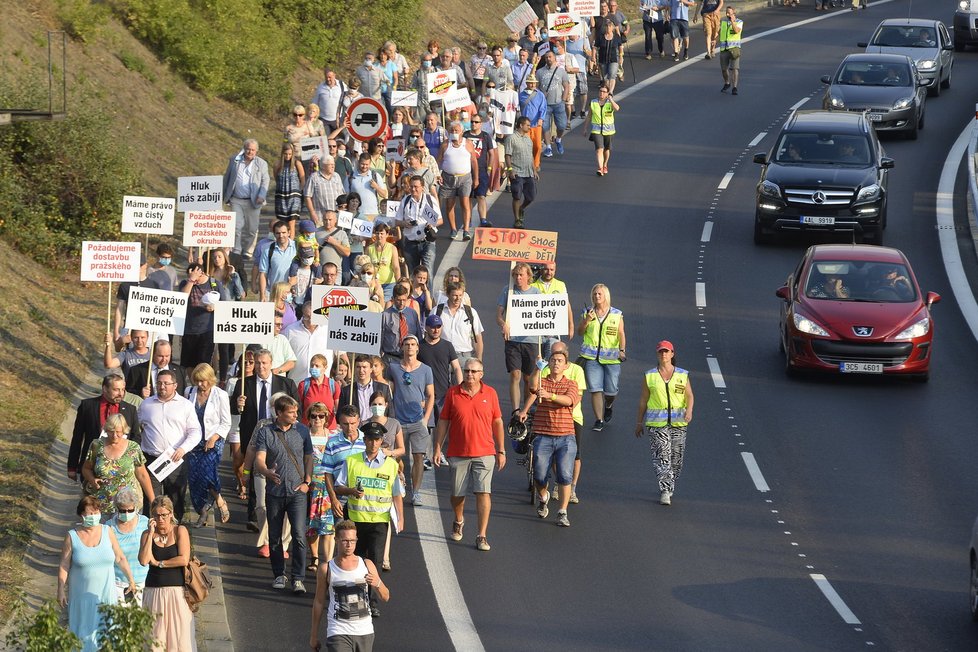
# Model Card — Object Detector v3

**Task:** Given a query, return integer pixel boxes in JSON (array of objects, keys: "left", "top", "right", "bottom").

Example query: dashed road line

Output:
[
  {"left": 705, "top": 356, "right": 726, "bottom": 388},
  {"left": 700, "top": 221, "right": 713, "bottom": 243},
  {"left": 748, "top": 131, "right": 768, "bottom": 148},
  {"left": 740, "top": 453, "right": 770, "bottom": 492},
  {"left": 695, "top": 282, "right": 707, "bottom": 308},
  {"left": 810, "top": 574, "right": 862, "bottom": 625},
  {"left": 718, "top": 172, "right": 735, "bottom": 189},
  {"left": 789, "top": 96, "right": 810, "bottom": 112}
]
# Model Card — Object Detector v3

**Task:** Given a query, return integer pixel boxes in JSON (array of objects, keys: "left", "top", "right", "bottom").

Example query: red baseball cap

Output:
[{"left": 656, "top": 340, "right": 674, "bottom": 352}]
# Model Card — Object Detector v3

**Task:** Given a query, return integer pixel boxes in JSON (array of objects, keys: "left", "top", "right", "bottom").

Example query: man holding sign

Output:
[{"left": 496, "top": 263, "right": 542, "bottom": 413}]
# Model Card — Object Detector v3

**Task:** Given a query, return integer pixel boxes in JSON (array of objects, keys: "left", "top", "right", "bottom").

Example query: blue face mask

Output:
[
  {"left": 310, "top": 367, "right": 322, "bottom": 379},
  {"left": 82, "top": 514, "right": 101, "bottom": 527},
  {"left": 117, "top": 510, "right": 138, "bottom": 523},
  {"left": 422, "top": 60, "right": 432, "bottom": 69},
  {"left": 159, "top": 258, "right": 172, "bottom": 266}
]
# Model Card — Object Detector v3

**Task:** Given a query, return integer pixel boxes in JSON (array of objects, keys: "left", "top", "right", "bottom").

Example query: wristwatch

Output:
[{"left": 157, "top": 561, "right": 164, "bottom": 569}]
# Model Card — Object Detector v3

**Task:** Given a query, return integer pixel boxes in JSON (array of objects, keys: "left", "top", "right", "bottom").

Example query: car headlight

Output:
[
  {"left": 895, "top": 317, "right": 930, "bottom": 340},
  {"left": 856, "top": 184, "right": 881, "bottom": 202},
  {"left": 793, "top": 312, "right": 829, "bottom": 337},
  {"left": 916, "top": 59, "right": 936, "bottom": 71},
  {"left": 759, "top": 180, "right": 782, "bottom": 200},
  {"left": 892, "top": 96, "right": 914, "bottom": 110},
  {"left": 959, "top": 1, "right": 968, "bottom": 11},
  {"left": 828, "top": 95, "right": 845, "bottom": 109}
]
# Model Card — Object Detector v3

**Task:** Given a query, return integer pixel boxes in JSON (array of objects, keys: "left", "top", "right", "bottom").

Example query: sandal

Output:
[
  {"left": 216, "top": 498, "right": 231, "bottom": 524},
  {"left": 307, "top": 557, "right": 319, "bottom": 571},
  {"left": 237, "top": 484, "right": 247, "bottom": 500},
  {"left": 195, "top": 503, "right": 212, "bottom": 528}
]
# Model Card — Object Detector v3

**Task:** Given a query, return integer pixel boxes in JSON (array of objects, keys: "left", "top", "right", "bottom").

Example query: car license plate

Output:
[
  {"left": 839, "top": 362, "right": 883, "bottom": 374},
  {"left": 867, "top": 113, "right": 883, "bottom": 122},
  {"left": 801, "top": 215, "right": 835, "bottom": 225}
]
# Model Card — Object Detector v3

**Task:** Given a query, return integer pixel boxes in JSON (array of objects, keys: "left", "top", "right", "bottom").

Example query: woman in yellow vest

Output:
[
  {"left": 577, "top": 283, "right": 626, "bottom": 432},
  {"left": 582, "top": 84, "right": 620, "bottom": 176},
  {"left": 634, "top": 340, "right": 694, "bottom": 506}
]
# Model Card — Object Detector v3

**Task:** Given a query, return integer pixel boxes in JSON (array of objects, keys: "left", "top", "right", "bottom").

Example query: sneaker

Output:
[
  {"left": 439, "top": 453, "right": 448, "bottom": 465},
  {"left": 604, "top": 406, "right": 614, "bottom": 423},
  {"left": 554, "top": 139, "right": 564, "bottom": 155},
  {"left": 569, "top": 491, "right": 579, "bottom": 504},
  {"left": 721, "top": 83, "right": 730, "bottom": 93},
  {"left": 556, "top": 510, "right": 570, "bottom": 527},
  {"left": 293, "top": 579, "right": 306, "bottom": 594},
  {"left": 272, "top": 575, "right": 288, "bottom": 590},
  {"left": 451, "top": 520, "right": 464, "bottom": 541},
  {"left": 412, "top": 491, "right": 422, "bottom": 506},
  {"left": 257, "top": 544, "right": 270, "bottom": 558},
  {"left": 660, "top": 52, "right": 666, "bottom": 59},
  {"left": 462, "top": 230, "right": 471, "bottom": 241},
  {"left": 732, "top": 87, "right": 739, "bottom": 96},
  {"left": 543, "top": 145, "right": 553, "bottom": 158},
  {"left": 479, "top": 219, "right": 493, "bottom": 227},
  {"left": 423, "top": 456, "right": 433, "bottom": 470},
  {"left": 660, "top": 491, "right": 672, "bottom": 506},
  {"left": 382, "top": 561, "right": 391, "bottom": 571},
  {"left": 449, "top": 229, "right": 459, "bottom": 241},
  {"left": 645, "top": 54, "right": 653, "bottom": 60},
  {"left": 514, "top": 217, "right": 524, "bottom": 229},
  {"left": 476, "top": 536, "right": 491, "bottom": 551},
  {"left": 673, "top": 53, "right": 679, "bottom": 62},
  {"left": 591, "top": 419, "right": 605, "bottom": 432},
  {"left": 537, "top": 492, "right": 550, "bottom": 518}
]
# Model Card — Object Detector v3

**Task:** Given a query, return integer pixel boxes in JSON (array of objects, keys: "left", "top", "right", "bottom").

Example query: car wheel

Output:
[
  {"left": 941, "top": 65, "right": 951, "bottom": 89},
  {"left": 783, "top": 346, "right": 798, "bottom": 378},
  {"left": 754, "top": 215, "right": 772, "bottom": 245},
  {"left": 971, "top": 555, "right": 978, "bottom": 621}
]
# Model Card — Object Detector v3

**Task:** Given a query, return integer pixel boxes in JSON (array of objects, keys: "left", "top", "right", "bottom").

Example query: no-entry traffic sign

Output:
[{"left": 345, "top": 97, "right": 388, "bottom": 142}]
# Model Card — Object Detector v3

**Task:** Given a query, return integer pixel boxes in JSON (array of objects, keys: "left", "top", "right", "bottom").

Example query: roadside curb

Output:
[{"left": 967, "top": 122, "right": 978, "bottom": 259}]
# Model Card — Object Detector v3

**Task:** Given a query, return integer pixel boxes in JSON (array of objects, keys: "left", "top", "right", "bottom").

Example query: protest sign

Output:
[
  {"left": 182, "top": 211, "right": 236, "bottom": 248},
  {"left": 504, "top": 1, "right": 539, "bottom": 32},
  {"left": 472, "top": 227, "right": 558, "bottom": 262},
  {"left": 568, "top": 0, "right": 600, "bottom": 16},
  {"left": 327, "top": 308, "right": 381, "bottom": 356},
  {"left": 122, "top": 196, "right": 175, "bottom": 235},
  {"left": 444, "top": 87, "right": 472, "bottom": 112},
  {"left": 310, "top": 285, "right": 370, "bottom": 325},
  {"left": 299, "top": 136, "right": 328, "bottom": 161},
  {"left": 213, "top": 301, "right": 275, "bottom": 345},
  {"left": 351, "top": 217, "right": 374, "bottom": 239},
  {"left": 124, "top": 287, "right": 188, "bottom": 335},
  {"left": 177, "top": 175, "right": 223, "bottom": 212},
  {"left": 508, "top": 293, "right": 570, "bottom": 338},
  {"left": 385, "top": 139, "right": 405, "bottom": 162},
  {"left": 426, "top": 69, "right": 458, "bottom": 97},
  {"left": 148, "top": 448, "right": 184, "bottom": 482},
  {"left": 386, "top": 202, "right": 399, "bottom": 219},
  {"left": 391, "top": 90, "right": 418, "bottom": 107},
  {"left": 80, "top": 241, "right": 142, "bottom": 283},
  {"left": 336, "top": 210, "right": 355, "bottom": 230},
  {"left": 548, "top": 12, "right": 585, "bottom": 38}
]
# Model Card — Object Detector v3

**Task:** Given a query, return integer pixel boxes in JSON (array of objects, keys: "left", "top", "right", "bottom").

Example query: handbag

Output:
[{"left": 184, "top": 554, "right": 212, "bottom": 612}]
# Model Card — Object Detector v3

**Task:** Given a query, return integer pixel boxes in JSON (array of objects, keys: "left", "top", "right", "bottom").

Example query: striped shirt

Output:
[
  {"left": 504, "top": 132, "right": 534, "bottom": 178},
  {"left": 531, "top": 375, "right": 580, "bottom": 436},
  {"left": 323, "top": 432, "right": 366, "bottom": 478}
]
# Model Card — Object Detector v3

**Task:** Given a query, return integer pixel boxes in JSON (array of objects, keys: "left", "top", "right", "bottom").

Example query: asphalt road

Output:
[{"left": 217, "top": 3, "right": 978, "bottom": 650}]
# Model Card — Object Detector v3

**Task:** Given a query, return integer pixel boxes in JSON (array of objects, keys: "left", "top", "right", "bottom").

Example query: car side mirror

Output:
[
  {"left": 776, "top": 286, "right": 790, "bottom": 301},
  {"left": 857, "top": 41, "right": 868, "bottom": 48},
  {"left": 880, "top": 157, "right": 894, "bottom": 169},
  {"left": 753, "top": 153, "right": 768, "bottom": 165},
  {"left": 926, "top": 291, "right": 941, "bottom": 307},
  {"left": 820, "top": 75, "right": 832, "bottom": 84}
]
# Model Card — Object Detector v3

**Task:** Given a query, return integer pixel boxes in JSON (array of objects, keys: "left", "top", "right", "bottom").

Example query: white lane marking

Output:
[
  {"left": 748, "top": 132, "right": 768, "bottom": 148},
  {"left": 789, "top": 97, "right": 809, "bottom": 112},
  {"left": 701, "top": 222, "right": 713, "bottom": 243},
  {"left": 740, "top": 453, "right": 770, "bottom": 492},
  {"left": 810, "top": 574, "right": 862, "bottom": 625},
  {"left": 936, "top": 121, "right": 978, "bottom": 343},
  {"left": 706, "top": 356, "right": 726, "bottom": 388},
  {"left": 696, "top": 282, "right": 707, "bottom": 308},
  {"left": 718, "top": 172, "right": 734, "bottom": 190}
]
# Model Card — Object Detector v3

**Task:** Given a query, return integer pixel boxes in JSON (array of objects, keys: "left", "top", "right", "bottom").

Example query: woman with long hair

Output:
[{"left": 274, "top": 142, "right": 306, "bottom": 239}]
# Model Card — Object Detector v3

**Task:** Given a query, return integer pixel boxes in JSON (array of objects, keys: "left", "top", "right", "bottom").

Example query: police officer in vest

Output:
[
  {"left": 577, "top": 283, "right": 626, "bottom": 432},
  {"left": 582, "top": 84, "right": 620, "bottom": 176},
  {"left": 634, "top": 340, "right": 694, "bottom": 506},
  {"left": 718, "top": 6, "right": 743, "bottom": 95},
  {"left": 335, "top": 421, "right": 405, "bottom": 617}
]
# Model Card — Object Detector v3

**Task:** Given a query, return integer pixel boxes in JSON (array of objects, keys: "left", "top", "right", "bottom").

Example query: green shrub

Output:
[
  {"left": 117, "top": 51, "right": 156, "bottom": 82},
  {"left": 95, "top": 601, "right": 156, "bottom": 652},
  {"left": 56, "top": 0, "right": 111, "bottom": 43},
  {"left": 4, "top": 600, "right": 81, "bottom": 652}
]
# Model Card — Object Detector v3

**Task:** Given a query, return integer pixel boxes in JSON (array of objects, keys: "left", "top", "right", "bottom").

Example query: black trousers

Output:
[
  {"left": 355, "top": 521, "right": 388, "bottom": 607},
  {"left": 143, "top": 452, "right": 189, "bottom": 521}
]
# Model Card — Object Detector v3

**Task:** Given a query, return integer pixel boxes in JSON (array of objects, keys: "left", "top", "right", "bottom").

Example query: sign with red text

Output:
[
  {"left": 310, "top": 285, "right": 370, "bottom": 325},
  {"left": 548, "top": 12, "right": 585, "bottom": 38},
  {"left": 182, "top": 211, "right": 236, "bottom": 248},
  {"left": 80, "top": 241, "right": 142, "bottom": 282},
  {"left": 177, "top": 175, "right": 222, "bottom": 212},
  {"left": 568, "top": 0, "right": 600, "bottom": 16},
  {"left": 122, "top": 196, "right": 175, "bottom": 234},
  {"left": 426, "top": 69, "right": 458, "bottom": 98},
  {"left": 504, "top": 1, "right": 539, "bottom": 33},
  {"left": 471, "top": 227, "right": 557, "bottom": 262}
]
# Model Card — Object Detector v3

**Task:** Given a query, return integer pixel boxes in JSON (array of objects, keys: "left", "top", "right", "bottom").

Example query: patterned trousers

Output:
[{"left": 648, "top": 425, "right": 687, "bottom": 493}]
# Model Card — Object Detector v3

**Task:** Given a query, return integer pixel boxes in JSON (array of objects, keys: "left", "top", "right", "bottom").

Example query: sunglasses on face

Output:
[{"left": 310, "top": 414, "right": 328, "bottom": 420}]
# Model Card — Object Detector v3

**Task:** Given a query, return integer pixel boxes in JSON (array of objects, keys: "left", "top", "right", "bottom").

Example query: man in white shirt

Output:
[
  {"left": 137, "top": 369, "right": 202, "bottom": 520},
  {"left": 434, "top": 282, "right": 484, "bottom": 366},
  {"left": 311, "top": 67, "right": 346, "bottom": 134},
  {"left": 268, "top": 315, "right": 297, "bottom": 377},
  {"left": 283, "top": 302, "right": 337, "bottom": 387},
  {"left": 396, "top": 175, "right": 443, "bottom": 277}
]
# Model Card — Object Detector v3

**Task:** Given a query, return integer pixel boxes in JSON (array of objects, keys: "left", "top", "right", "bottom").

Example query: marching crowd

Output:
[{"left": 55, "top": 1, "right": 713, "bottom": 650}]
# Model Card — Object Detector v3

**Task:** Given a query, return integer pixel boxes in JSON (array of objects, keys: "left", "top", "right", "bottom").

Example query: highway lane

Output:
[{"left": 218, "top": 3, "right": 978, "bottom": 649}]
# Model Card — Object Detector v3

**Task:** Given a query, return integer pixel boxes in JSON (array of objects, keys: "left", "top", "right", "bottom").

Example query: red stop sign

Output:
[{"left": 323, "top": 288, "right": 356, "bottom": 308}]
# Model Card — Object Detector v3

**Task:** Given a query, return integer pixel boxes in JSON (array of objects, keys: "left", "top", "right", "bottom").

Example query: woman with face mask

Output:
[
  {"left": 368, "top": 390, "right": 405, "bottom": 572},
  {"left": 81, "top": 413, "right": 155, "bottom": 516},
  {"left": 298, "top": 353, "right": 340, "bottom": 430},
  {"left": 106, "top": 486, "right": 150, "bottom": 604},
  {"left": 58, "top": 495, "right": 138, "bottom": 652},
  {"left": 304, "top": 402, "right": 336, "bottom": 573}
]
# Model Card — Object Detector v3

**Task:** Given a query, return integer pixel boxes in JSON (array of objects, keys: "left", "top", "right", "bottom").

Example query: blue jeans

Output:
[
  {"left": 266, "top": 492, "right": 308, "bottom": 581},
  {"left": 546, "top": 102, "right": 568, "bottom": 135},
  {"left": 402, "top": 239, "right": 436, "bottom": 280},
  {"left": 532, "top": 434, "right": 577, "bottom": 486}
]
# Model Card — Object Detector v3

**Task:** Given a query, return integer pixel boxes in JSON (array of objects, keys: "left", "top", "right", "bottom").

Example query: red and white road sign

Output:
[{"left": 345, "top": 97, "right": 388, "bottom": 142}]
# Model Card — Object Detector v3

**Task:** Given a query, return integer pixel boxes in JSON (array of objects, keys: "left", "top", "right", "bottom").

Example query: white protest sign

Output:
[
  {"left": 444, "top": 87, "right": 472, "bottom": 112},
  {"left": 386, "top": 202, "right": 399, "bottom": 219},
  {"left": 426, "top": 68, "right": 458, "bottom": 97},
  {"left": 385, "top": 139, "right": 405, "bottom": 162},
  {"left": 548, "top": 12, "right": 585, "bottom": 38},
  {"left": 504, "top": 1, "right": 540, "bottom": 33},
  {"left": 177, "top": 175, "right": 223, "bottom": 212},
  {"left": 568, "top": 0, "right": 600, "bottom": 16},
  {"left": 336, "top": 210, "right": 355, "bottom": 230},
  {"left": 182, "top": 211, "right": 236, "bottom": 248},
  {"left": 80, "top": 241, "right": 142, "bottom": 283},
  {"left": 148, "top": 448, "right": 184, "bottom": 483},
  {"left": 213, "top": 301, "right": 275, "bottom": 345},
  {"left": 299, "top": 135, "right": 328, "bottom": 161},
  {"left": 122, "top": 196, "right": 175, "bottom": 235},
  {"left": 327, "top": 308, "right": 381, "bottom": 356},
  {"left": 125, "top": 287, "right": 188, "bottom": 335},
  {"left": 310, "top": 285, "right": 370, "bottom": 326},
  {"left": 351, "top": 217, "right": 374, "bottom": 239},
  {"left": 508, "top": 293, "right": 570, "bottom": 338},
  {"left": 391, "top": 90, "right": 418, "bottom": 107}
]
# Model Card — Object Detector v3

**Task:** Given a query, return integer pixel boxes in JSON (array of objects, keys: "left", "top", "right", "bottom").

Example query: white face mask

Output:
[
  {"left": 363, "top": 274, "right": 374, "bottom": 282},
  {"left": 370, "top": 404, "right": 386, "bottom": 417}
]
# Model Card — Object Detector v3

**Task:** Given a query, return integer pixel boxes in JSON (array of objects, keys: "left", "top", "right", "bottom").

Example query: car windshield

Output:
[
  {"left": 871, "top": 25, "right": 937, "bottom": 48},
  {"left": 774, "top": 133, "right": 870, "bottom": 166},
  {"left": 837, "top": 62, "right": 912, "bottom": 87},
  {"left": 806, "top": 260, "right": 917, "bottom": 302}
]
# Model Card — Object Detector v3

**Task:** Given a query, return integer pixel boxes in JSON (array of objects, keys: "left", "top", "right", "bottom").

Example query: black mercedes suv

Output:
[{"left": 752, "top": 110, "right": 893, "bottom": 245}]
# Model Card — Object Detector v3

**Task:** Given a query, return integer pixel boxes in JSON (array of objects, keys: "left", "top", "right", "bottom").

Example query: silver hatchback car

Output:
[
  {"left": 858, "top": 18, "right": 954, "bottom": 96},
  {"left": 955, "top": 0, "right": 978, "bottom": 50}
]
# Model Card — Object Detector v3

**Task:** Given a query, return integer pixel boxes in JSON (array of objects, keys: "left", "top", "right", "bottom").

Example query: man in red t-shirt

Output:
[{"left": 433, "top": 358, "right": 505, "bottom": 552}]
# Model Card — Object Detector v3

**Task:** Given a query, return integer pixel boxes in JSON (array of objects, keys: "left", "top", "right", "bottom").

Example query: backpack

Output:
[
  {"left": 435, "top": 302, "right": 476, "bottom": 347},
  {"left": 299, "top": 377, "right": 337, "bottom": 405}
]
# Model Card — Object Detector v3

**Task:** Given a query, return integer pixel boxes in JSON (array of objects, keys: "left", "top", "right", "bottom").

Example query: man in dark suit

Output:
[
  {"left": 125, "top": 340, "right": 187, "bottom": 398},
  {"left": 339, "top": 357, "right": 393, "bottom": 421},
  {"left": 68, "top": 373, "right": 140, "bottom": 481},
  {"left": 233, "top": 348, "right": 298, "bottom": 534}
]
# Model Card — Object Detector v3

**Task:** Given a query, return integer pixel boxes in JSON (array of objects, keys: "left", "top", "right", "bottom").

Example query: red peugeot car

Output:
[{"left": 776, "top": 244, "right": 940, "bottom": 381}]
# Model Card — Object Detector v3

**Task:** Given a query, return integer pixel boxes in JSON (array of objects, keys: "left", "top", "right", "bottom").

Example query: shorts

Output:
[
  {"left": 671, "top": 19, "right": 689, "bottom": 39},
  {"left": 575, "top": 73, "right": 588, "bottom": 96},
  {"left": 583, "top": 358, "right": 621, "bottom": 395},
  {"left": 439, "top": 172, "right": 473, "bottom": 200},
  {"left": 326, "top": 633, "right": 375, "bottom": 652},
  {"left": 590, "top": 133, "right": 614, "bottom": 150},
  {"left": 510, "top": 176, "right": 537, "bottom": 203},
  {"left": 719, "top": 48, "right": 741, "bottom": 71},
  {"left": 602, "top": 62, "right": 619, "bottom": 82},
  {"left": 505, "top": 340, "right": 537, "bottom": 375},
  {"left": 470, "top": 169, "right": 490, "bottom": 198},
  {"left": 532, "top": 434, "right": 576, "bottom": 486},
  {"left": 402, "top": 420, "right": 431, "bottom": 456},
  {"left": 227, "top": 428, "right": 241, "bottom": 445},
  {"left": 547, "top": 103, "right": 567, "bottom": 133},
  {"left": 449, "top": 455, "right": 495, "bottom": 496}
]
